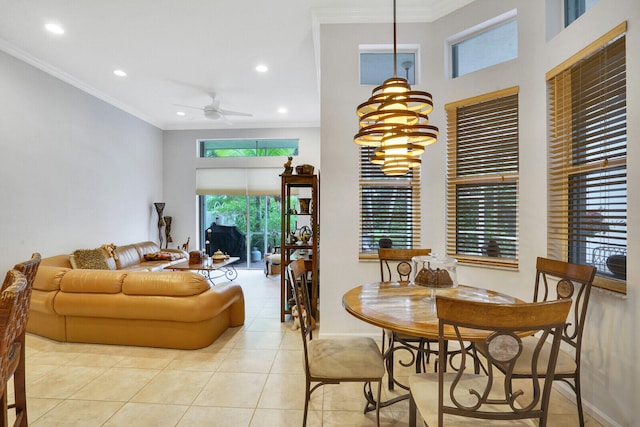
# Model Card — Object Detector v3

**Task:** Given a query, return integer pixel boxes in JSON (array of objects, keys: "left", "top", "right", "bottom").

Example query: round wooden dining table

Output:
[{"left": 342, "top": 281, "right": 525, "bottom": 341}]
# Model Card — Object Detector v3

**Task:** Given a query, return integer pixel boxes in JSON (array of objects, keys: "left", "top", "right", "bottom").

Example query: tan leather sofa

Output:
[{"left": 27, "top": 242, "right": 245, "bottom": 349}]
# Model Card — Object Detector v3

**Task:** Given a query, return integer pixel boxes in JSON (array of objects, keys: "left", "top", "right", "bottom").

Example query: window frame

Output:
[
  {"left": 445, "top": 87, "right": 520, "bottom": 269},
  {"left": 446, "top": 9, "right": 518, "bottom": 79},
  {"left": 546, "top": 22, "right": 627, "bottom": 295}
]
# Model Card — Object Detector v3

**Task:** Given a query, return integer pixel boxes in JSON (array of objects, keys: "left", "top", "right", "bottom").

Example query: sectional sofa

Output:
[{"left": 27, "top": 241, "right": 245, "bottom": 349}]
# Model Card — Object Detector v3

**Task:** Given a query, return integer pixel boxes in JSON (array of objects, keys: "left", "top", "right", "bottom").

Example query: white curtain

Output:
[{"left": 196, "top": 168, "right": 281, "bottom": 195}]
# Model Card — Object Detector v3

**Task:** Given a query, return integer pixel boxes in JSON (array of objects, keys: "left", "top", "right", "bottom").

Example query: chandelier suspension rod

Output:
[{"left": 393, "top": 0, "right": 397, "bottom": 77}]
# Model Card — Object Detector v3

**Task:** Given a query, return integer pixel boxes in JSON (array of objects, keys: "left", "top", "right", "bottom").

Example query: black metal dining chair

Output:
[
  {"left": 378, "top": 248, "right": 433, "bottom": 390},
  {"left": 409, "top": 295, "right": 571, "bottom": 426},
  {"left": 288, "top": 258, "right": 385, "bottom": 427},
  {"left": 477, "top": 257, "right": 596, "bottom": 426}
]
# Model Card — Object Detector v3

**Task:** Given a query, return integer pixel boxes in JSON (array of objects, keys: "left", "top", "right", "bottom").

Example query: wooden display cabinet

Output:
[{"left": 280, "top": 173, "right": 319, "bottom": 322}]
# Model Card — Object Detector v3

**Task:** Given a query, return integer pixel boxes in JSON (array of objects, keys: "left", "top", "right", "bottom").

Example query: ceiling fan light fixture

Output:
[
  {"left": 256, "top": 64, "right": 269, "bottom": 73},
  {"left": 113, "top": 69, "right": 127, "bottom": 77},
  {"left": 354, "top": 0, "right": 438, "bottom": 176},
  {"left": 173, "top": 93, "right": 252, "bottom": 120}
]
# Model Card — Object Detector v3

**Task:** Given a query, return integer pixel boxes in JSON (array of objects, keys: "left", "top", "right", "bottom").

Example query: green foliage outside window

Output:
[
  {"left": 204, "top": 194, "right": 283, "bottom": 253},
  {"left": 200, "top": 139, "right": 299, "bottom": 158}
]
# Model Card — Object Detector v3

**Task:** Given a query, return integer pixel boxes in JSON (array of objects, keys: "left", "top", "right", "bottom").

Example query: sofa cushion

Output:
[
  {"left": 122, "top": 272, "right": 209, "bottom": 296},
  {"left": 114, "top": 244, "right": 142, "bottom": 269},
  {"left": 60, "top": 270, "right": 126, "bottom": 294},
  {"left": 134, "top": 241, "right": 162, "bottom": 258},
  {"left": 33, "top": 265, "right": 68, "bottom": 291},
  {"left": 71, "top": 248, "right": 110, "bottom": 270},
  {"left": 40, "top": 254, "right": 73, "bottom": 269}
]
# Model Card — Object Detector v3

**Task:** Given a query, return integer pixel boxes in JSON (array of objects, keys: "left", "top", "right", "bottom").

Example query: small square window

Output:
[
  {"left": 565, "top": 0, "right": 599, "bottom": 27},
  {"left": 360, "top": 48, "right": 418, "bottom": 85}
]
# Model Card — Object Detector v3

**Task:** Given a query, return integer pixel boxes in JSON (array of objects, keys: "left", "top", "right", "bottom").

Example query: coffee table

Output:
[{"left": 166, "top": 257, "right": 239, "bottom": 285}]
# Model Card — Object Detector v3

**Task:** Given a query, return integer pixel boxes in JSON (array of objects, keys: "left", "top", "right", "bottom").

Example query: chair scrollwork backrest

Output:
[
  {"left": 533, "top": 257, "right": 596, "bottom": 351},
  {"left": 378, "top": 248, "right": 432, "bottom": 282},
  {"left": 434, "top": 296, "right": 571, "bottom": 425}
]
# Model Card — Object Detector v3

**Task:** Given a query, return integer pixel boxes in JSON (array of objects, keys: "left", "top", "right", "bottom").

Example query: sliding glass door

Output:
[{"left": 197, "top": 168, "right": 282, "bottom": 269}]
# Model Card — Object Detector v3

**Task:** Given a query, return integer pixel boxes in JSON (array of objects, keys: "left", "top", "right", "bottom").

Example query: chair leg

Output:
[
  {"left": 302, "top": 381, "right": 311, "bottom": 427},
  {"left": 13, "top": 363, "right": 27, "bottom": 426},
  {"left": 11, "top": 335, "right": 28, "bottom": 427},
  {"left": 574, "top": 376, "right": 585, "bottom": 427},
  {"left": 375, "top": 379, "right": 382, "bottom": 427},
  {"left": 409, "top": 392, "right": 417, "bottom": 427},
  {"left": 1, "top": 386, "right": 10, "bottom": 427}
]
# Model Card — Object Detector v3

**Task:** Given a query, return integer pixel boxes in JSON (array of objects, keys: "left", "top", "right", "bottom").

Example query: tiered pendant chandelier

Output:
[{"left": 354, "top": 0, "right": 438, "bottom": 176}]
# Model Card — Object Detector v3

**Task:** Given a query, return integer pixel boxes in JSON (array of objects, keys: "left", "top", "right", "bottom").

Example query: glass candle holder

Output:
[{"left": 411, "top": 255, "right": 458, "bottom": 301}]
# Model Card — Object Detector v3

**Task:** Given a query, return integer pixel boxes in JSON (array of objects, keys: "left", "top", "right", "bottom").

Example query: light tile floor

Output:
[{"left": 9, "top": 270, "right": 603, "bottom": 426}]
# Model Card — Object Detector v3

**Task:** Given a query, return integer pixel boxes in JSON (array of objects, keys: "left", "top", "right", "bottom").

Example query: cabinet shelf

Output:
[
  {"left": 283, "top": 244, "right": 313, "bottom": 250},
  {"left": 280, "top": 173, "right": 319, "bottom": 322}
]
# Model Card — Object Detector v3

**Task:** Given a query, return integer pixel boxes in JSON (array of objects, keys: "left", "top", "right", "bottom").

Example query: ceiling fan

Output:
[{"left": 175, "top": 93, "right": 252, "bottom": 120}]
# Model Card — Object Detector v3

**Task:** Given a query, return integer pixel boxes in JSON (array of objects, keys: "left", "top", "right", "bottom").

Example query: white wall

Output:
[
  {"left": 319, "top": 0, "right": 639, "bottom": 425},
  {"left": 0, "top": 50, "right": 164, "bottom": 273},
  {"left": 162, "top": 127, "right": 320, "bottom": 252}
]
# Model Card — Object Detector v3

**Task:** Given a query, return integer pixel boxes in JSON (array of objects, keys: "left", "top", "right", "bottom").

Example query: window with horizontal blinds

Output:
[
  {"left": 547, "top": 23, "right": 627, "bottom": 294},
  {"left": 359, "top": 146, "right": 421, "bottom": 258},
  {"left": 446, "top": 87, "right": 519, "bottom": 268}
]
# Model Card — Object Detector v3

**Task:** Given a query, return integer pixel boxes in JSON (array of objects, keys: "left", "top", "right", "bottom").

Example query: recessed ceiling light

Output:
[
  {"left": 45, "top": 23, "right": 65, "bottom": 35},
  {"left": 278, "top": 107, "right": 287, "bottom": 114},
  {"left": 256, "top": 64, "right": 268, "bottom": 73},
  {"left": 176, "top": 111, "right": 185, "bottom": 116},
  {"left": 113, "top": 69, "right": 127, "bottom": 77}
]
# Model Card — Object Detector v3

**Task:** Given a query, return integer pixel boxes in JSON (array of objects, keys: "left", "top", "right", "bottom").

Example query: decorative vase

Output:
[
  {"left": 299, "top": 198, "right": 311, "bottom": 214},
  {"left": 164, "top": 216, "right": 173, "bottom": 249},
  {"left": 154, "top": 203, "right": 165, "bottom": 248},
  {"left": 251, "top": 247, "right": 262, "bottom": 262},
  {"left": 606, "top": 254, "right": 626, "bottom": 279}
]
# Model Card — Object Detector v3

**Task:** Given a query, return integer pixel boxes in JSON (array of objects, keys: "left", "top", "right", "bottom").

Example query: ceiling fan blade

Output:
[{"left": 219, "top": 109, "right": 253, "bottom": 117}]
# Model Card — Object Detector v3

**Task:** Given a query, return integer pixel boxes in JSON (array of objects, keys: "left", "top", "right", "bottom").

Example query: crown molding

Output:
[
  {"left": 311, "top": 0, "right": 474, "bottom": 24},
  {"left": 0, "top": 38, "right": 162, "bottom": 129}
]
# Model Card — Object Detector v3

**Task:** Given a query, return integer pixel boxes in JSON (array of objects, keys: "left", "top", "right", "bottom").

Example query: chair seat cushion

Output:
[
  {"left": 266, "top": 254, "right": 281, "bottom": 265},
  {"left": 512, "top": 337, "right": 577, "bottom": 375},
  {"left": 409, "top": 373, "right": 538, "bottom": 426},
  {"left": 308, "top": 337, "right": 384, "bottom": 380},
  {"left": 476, "top": 337, "right": 577, "bottom": 376}
]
